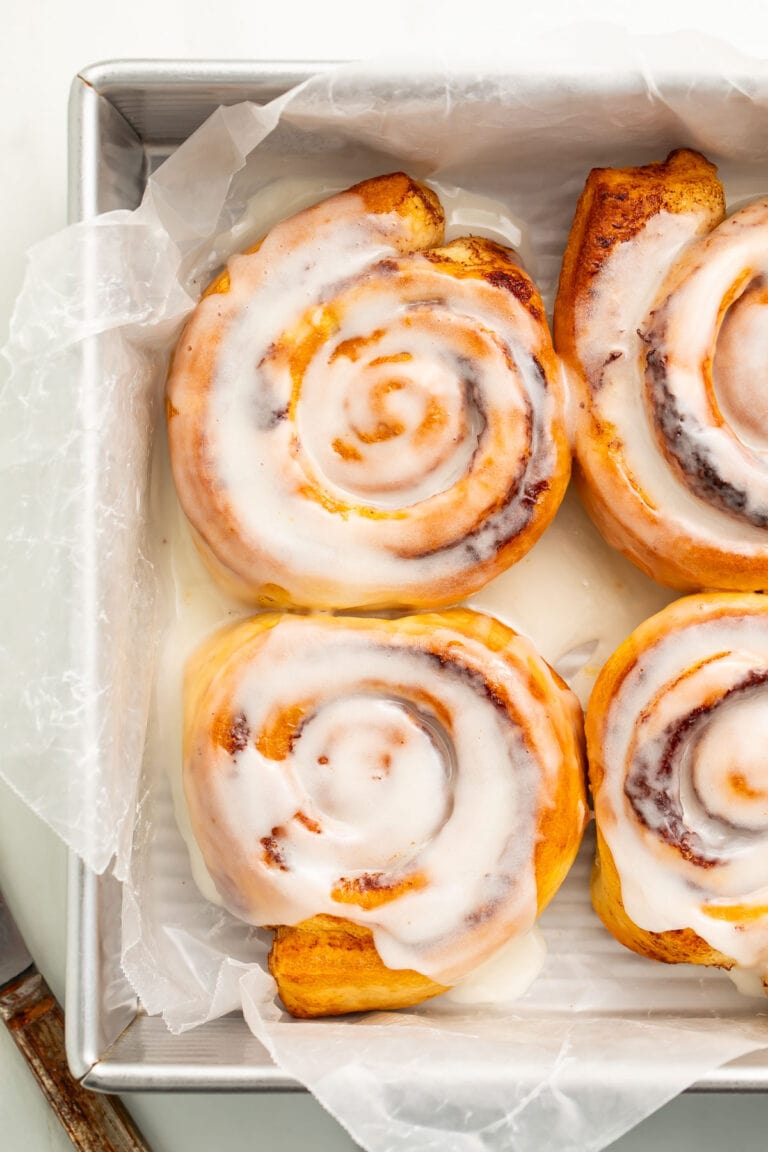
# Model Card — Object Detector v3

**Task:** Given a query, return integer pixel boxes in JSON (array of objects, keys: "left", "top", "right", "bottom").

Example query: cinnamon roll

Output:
[
  {"left": 167, "top": 173, "right": 570, "bottom": 610},
  {"left": 182, "top": 609, "right": 587, "bottom": 1017},
  {"left": 554, "top": 148, "right": 768, "bottom": 591},
  {"left": 588, "top": 593, "right": 768, "bottom": 989}
]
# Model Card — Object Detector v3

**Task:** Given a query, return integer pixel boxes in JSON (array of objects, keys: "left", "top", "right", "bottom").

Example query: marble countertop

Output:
[{"left": 3, "top": 2, "right": 768, "bottom": 1147}]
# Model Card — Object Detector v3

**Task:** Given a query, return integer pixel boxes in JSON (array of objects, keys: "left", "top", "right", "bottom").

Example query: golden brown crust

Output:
[
  {"left": 590, "top": 828, "right": 732, "bottom": 969},
  {"left": 269, "top": 915, "right": 447, "bottom": 1018},
  {"left": 356, "top": 171, "right": 444, "bottom": 236},
  {"left": 554, "top": 149, "right": 724, "bottom": 368},
  {"left": 573, "top": 463, "right": 768, "bottom": 593}
]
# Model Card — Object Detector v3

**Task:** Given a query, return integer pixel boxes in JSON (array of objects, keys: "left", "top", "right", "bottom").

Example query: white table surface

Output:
[{"left": 3, "top": 2, "right": 768, "bottom": 1148}]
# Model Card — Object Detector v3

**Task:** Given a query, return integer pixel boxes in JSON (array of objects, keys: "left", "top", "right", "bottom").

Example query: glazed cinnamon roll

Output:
[
  {"left": 588, "top": 594, "right": 768, "bottom": 990},
  {"left": 555, "top": 148, "right": 768, "bottom": 591},
  {"left": 182, "top": 609, "right": 587, "bottom": 1017},
  {"left": 167, "top": 173, "right": 570, "bottom": 610}
]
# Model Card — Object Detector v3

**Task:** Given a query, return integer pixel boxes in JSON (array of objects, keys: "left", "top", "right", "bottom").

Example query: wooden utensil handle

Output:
[{"left": 0, "top": 966, "right": 151, "bottom": 1152}]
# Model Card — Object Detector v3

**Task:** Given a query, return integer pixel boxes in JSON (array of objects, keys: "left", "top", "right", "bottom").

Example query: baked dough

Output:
[
  {"left": 555, "top": 149, "right": 768, "bottom": 591},
  {"left": 182, "top": 609, "right": 587, "bottom": 1016},
  {"left": 168, "top": 173, "right": 570, "bottom": 610},
  {"left": 588, "top": 593, "right": 768, "bottom": 989}
]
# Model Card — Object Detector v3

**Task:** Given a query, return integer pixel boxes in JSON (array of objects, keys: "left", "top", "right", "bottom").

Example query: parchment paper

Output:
[{"left": 3, "top": 28, "right": 768, "bottom": 1152}]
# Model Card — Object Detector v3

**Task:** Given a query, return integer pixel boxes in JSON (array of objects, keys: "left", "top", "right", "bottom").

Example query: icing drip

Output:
[{"left": 440, "top": 926, "right": 547, "bottom": 1005}]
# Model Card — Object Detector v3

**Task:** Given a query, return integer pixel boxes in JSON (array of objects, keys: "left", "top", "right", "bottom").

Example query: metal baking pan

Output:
[{"left": 65, "top": 59, "right": 768, "bottom": 1093}]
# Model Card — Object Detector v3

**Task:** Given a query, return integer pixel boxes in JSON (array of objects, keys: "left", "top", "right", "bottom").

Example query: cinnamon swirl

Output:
[
  {"left": 167, "top": 173, "right": 570, "bottom": 610},
  {"left": 182, "top": 609, "right": 587, "bottom": 1016},
  {"left": 554, "top": 148, "right": 768, "bottom": 591},
  {"left": 588, "top": 593, "right": 768, "bottom": 990}
]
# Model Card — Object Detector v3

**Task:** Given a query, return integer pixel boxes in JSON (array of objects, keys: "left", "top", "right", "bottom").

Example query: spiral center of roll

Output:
[
  {"left": 713, "top": 276, "right": 768, "bottom": 452},
  {"left": 292, "top": 694, "right": 452, "bottom": 865},
  {"left": 689, "top": 690, "right": 768, "bottom": 832},
  {"left": 296, "top": 313, "right": 484, "bottom": 508}
]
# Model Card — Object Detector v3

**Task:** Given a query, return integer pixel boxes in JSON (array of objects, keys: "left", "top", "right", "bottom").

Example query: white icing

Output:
[
  {"left": 291, "top": 695, "right": 449, "bottom": 854},
  {"left": 183, "top": 612, "right": 581, "bottom": 987},
  {"left": 646, "top": 200, "right": 768, "bottom": 524},
  {"left": 727, "top": 967, "right": 767, "bottom": 999},
  {"left": 470, "top": 487, "right": 677, "bottom": 707},
  {"left": 690, "top": 692, "right": 768, "bottom": 829},
  {"left": 713, "top": 277, "right": 768, "bottom": 452},
  {"left": 439, "top": 926, "right": 547, "bottom": 1005},
  {"left": 598, "top": 599, "right": 768, "bottom": 976},
  {"left": 168, "top": 178, "right": 565, "bottom": 608},
  {"left": 577, "top": 204, "right": 768, "bottom": 553},
  {"left": 151, "top": 437, "right": 241, "bottom": 910},
  {"left": 192, "top": 176, "right": 532, "bottom": 288},
  {"left": 436, "top": 182, "right": 529, "bottom": 265},
  {"left": 295, "top": 309, "right": 492, "bottom": 510}
]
